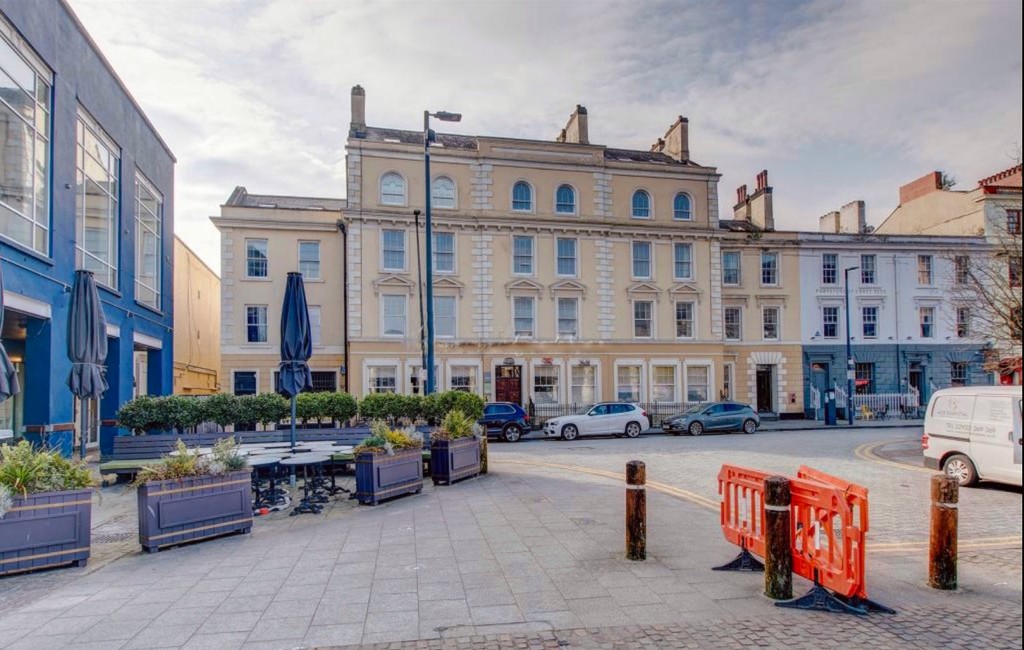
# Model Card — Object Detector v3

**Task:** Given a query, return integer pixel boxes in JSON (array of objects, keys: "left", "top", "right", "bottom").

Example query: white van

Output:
[{"left": 923, "top": 386, "right": 1022, "bottom": 487}]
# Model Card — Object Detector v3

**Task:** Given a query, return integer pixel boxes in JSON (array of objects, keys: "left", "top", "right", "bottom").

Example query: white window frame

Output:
[
  {"left": 245, "top": 238, "right": 269, "bottom": 279},
  {"left": 614, "top": 361, "right": 645, "bottom": 402},
  {"left": 76, "top": 107, "right": 121, "bottom": 289},
  {"left": 761, "top": 306, "right": 780, "bottom": 341},
  {"left": 674, "top": 243, "right": 693, "bottom": 281},
  {"left": 449, "top": 365, "right": 479, "bottom": 394},
  {"left": 512, "top": 295, "right": 536, "bottom": 338},
  {"left": 919, "top": 306, "right": 935, "bottom": 338},
  {"left": 631, "top": 240, "right": 653, "bottom": 280},
  {"left": 432, "top": 176, "right": 457, "bottom": 210},
  {"left": 556, "top": 296, "right": 579, "bottom": 339},
  {"left": 532, "top": 363, "right": 561, "bottom": 404},
  {"left": 308, "top": 305, "right": 322, "bottom": 347},
  {"left": 512, "top": 235, "right": 535, "bottom": 276},
  {"left": 684, "top": 363, "right": 712, "bottom": 403},
  {"left": 433, "top": 231, "right": 456, "bottom": 274},
  {"left": 821, "top": 253, "right": 838, "bottom": 285},
  {"left": 367, "top": 365, "right": 399, "bottom": 394},
  {"left": 674, "top": 301, "right": 696, "bottom": 340},
  {"left": 380, "top": 228, "right": 407, "bottom": 272},
  {"left": 555, "top": 237, "right": 578, "bottom": 278},
  {"left": 380, "top": 294, "right": 408, "bottom": 338},
  {"left": 630, "top": 189, "right": 653, "bottom": 219},
  {"left": 569, "top": 361, "right": 600, "bottom": 404},
  {"left": 134, "top": 172, "right": 162, "bottom": 310},
  {"left": 862, "top": 305, "right": 878, "bottom": 339},
  {"left": 554, "top": 183, "right": 577, "bottom": 215},
  {"left": 650, "top": 364, "right": 678, "bottom": 403},
  {"left": 956, "top": 307, "right": 970, "bottom": 338},
  {"left": 724, "top": 306, "right": 743, "bottom": 341},
  {"left": 511, "top": 180, "right": 534, "bottom": 213},
  {"left": 760, "top": 251, "right": 779, "bottom": 287},
  {"left": 231, "top": 369, "right": 259, "bottom": 396},
  {"left": 860, "top": 254, "right": 876, "bottom": 285},
  {"left": 917, "top": 255, "right": 933, "bottom": 286},
  {"left": 245, "top": 304, "right": 268, "bottom": 344},
  {"left": 822, "top": 305, "right": 839, "bottom": 339},
  {"left": 632, "top": 300, "right": 654, "bottom": 339},
  {"left": 434, "top": 294, "right": 457, "bottom": 339},
  {"left": 379, "top": 172, "right": 407, "bottom": 206},
  {"left": 722, "top": 250, "right": 741, "bottom": 286},
  {"left": 673, "top": 192, "right": 693, "bottom": 221},
  {"left": 298, "top": 240, "right": 321, "bottom": 280}
]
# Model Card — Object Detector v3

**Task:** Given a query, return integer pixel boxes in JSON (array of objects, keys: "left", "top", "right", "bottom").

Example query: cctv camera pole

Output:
[{"left": 414, "top": 209, "right": 426, "bottom": 392}]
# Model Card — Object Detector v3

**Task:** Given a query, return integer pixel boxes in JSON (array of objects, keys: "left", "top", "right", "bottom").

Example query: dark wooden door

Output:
[
  {"left": 495, "top": 365, "right": 522, "bottom": 405},
  {"left": 756, "top": 365, "right": 773, "bottom": 413}
]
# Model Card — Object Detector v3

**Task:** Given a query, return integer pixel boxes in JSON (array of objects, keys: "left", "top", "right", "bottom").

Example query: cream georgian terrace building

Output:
[
  {"left": 344, "top": 86, "right": 802, "bottom": 416},
  {"left": 212, "top": 188, "right": 347, "bottom": 396}
]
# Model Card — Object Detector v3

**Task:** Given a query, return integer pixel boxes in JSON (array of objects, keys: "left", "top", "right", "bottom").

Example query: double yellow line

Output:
[{"left": 496, "top": 457, "right": 1023, "bottom": 554}]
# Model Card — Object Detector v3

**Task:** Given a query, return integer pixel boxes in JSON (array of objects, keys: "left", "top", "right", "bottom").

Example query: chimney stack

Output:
[
  {"left": 661, "top": 116, "right": 689, "bottom": 162},
  {"left": 559, "top": 105, "right": 589, "bottom": 145},
  {"left": 756, "top": 170, "right": 768, "bottom": 191},
  {"left": 733, "top": 172, "right": 774, "bottom": 231},
  {"left": 898, "top": 171, "right": 943, "bottom": 205},
  {"left": 350, "top": 85, "right": 366, "bottom": 136}
]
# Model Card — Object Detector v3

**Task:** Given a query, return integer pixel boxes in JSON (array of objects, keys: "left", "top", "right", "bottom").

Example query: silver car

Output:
[{"left": 662, "top": 402, "right": 760, "bottom": 436}]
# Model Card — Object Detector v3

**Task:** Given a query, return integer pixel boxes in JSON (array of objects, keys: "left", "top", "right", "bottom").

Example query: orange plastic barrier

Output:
[{"left": 717, "top": 464, "right": 889, "bottom": 612}]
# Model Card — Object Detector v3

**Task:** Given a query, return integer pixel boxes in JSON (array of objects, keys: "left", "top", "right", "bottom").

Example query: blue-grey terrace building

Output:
[{"left": 0, "top": 0, "right": 174, "bottom": 455}]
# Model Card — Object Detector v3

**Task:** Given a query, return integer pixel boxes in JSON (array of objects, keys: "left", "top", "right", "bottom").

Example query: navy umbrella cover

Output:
[
  {"left": 66, "top": 270, "right": 108, "bottom": 399},
  {"left": 0, "top": 266, "right": 21, "bottom": 401},
  {"left": 278, "top": 272, "right": 312, "bottom": 398}
]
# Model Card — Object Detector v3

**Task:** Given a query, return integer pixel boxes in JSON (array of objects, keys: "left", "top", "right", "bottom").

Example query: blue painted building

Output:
[{"left": 0, "top": 0, "right": 174, "bottom": 455}]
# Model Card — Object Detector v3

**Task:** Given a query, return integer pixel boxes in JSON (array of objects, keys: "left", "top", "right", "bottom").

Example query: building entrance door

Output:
[
  {"left": 811, "top": 362, "right": 829, "bottom": 420},
  {"left": 756, "top": 365, "right": 774, "bottom": 413},
  {"left": 495, "top": 365, "right": 522, "bottom": 405}
]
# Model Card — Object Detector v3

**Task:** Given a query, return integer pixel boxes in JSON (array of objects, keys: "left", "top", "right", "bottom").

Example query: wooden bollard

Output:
[
  {"left": 763, "top": 476, "right": 793, "bottom": 600},
  {"left": 479, "top": 435, "right": 488, "bottom": 475},
  {"left": 625, "top": 460, "right": 646, "bottom": 561},
  {"left": 929, "top": 474, "right": 958, "bottom": 590}
]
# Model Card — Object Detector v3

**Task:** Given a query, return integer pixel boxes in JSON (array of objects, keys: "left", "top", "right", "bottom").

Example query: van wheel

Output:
[{"left": 943, "top": 454, "right": 977, "bottom": 487}]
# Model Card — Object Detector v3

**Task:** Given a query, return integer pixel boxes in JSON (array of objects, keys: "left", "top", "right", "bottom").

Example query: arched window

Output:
[
  {"left": 512, "top": 181, "right": 533, "bottom": 212},
  {"left": 380, "top": 172, "right": 406, "bottom": 205},
  {"left": 432, "top": 177, "right": 456, "bottom": 209},
  {"left": 555, "top": 184, "right": 576, "bottom": 214},
  {"left": 631, "top": 190, "right": 651, "bottom": 218},
  {"left": 673, "top": 193, "right": 692, "bottom": 221}
]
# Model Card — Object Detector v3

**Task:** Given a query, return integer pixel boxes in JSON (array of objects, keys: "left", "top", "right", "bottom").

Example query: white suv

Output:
[{"left": 543, "top": 403, "right": 651, "bottom": 441}]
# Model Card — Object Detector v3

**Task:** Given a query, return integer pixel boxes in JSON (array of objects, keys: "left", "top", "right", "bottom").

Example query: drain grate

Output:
[
  {"left": 92, "top": 516, "right": 135, "bottom": 545},
  {"left": 93, "top": 531, "right": 134, "bottom": 544}
]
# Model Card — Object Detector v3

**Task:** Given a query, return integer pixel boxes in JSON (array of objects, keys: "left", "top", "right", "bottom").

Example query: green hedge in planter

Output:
[{"left": 359, "top": 390, "right": 484, "bottom": 424}]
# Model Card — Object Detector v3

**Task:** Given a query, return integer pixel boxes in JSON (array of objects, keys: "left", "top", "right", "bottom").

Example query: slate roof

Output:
[
  {"left": 224, "top": 187, "right": 345, "bottom": 211},
  {"left": 718, "top": 219, "right": 761, "bottom": 232},
  {"left": 603, "top": 147, "right": 686, "bottom": 165}
]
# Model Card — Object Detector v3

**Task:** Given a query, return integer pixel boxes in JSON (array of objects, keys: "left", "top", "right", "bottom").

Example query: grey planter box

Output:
[
  {"left": 0, "top": 489, "right": 92, "bottom": 576},
  {"left": 355, "top": 448, "right": 424, "bottom": 505},
  {"left": 430, "top": 437, "right": 481, "bottom": 485},
  {"left": 137, "top": 470, "right": 253, "bottom": 553}
]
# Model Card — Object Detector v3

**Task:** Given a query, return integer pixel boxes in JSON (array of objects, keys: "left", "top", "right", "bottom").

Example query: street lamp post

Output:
[
  {"left": 844, "top": 266, "right": 860, "bottom": 425},
  {"left": 423, "top": 109, "right": 462, "bottom": 395}
]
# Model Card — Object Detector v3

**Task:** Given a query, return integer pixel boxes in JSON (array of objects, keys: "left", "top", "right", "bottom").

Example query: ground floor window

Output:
[
  {"left": 855, "top": 363, "right": 874, "bottom": 394},
  {"left": 722, "top": 363, "right": 734, "bottom": 401},
  {"left": 571, "top": 364, "right": 596, "bottom": 403},
  {"left": 310, "top": 371, "right": 337, "bottom": 392},
  {"left": 533, "top": 365, "right": 559, "bottom": 403},
  {"left": 685, "top": 366, "right": 709, "bottom": 402},
  {"left": 616, "top": 365, "right": 642, "bottom": 402},
  {"left": 950, "top": 362, "right": 968, "bottom": 387},
  {"left": 233, "top": 371, "right": 257, "bottom": 395},
  {"left": 451, "top": 365, "right": 477, "bottom": 393},
  {"left": 651, "top": 366, "right": 676, "bottom": 402},
  {"left": 368, "top": 366, "right": 397, "bottom": 393}
]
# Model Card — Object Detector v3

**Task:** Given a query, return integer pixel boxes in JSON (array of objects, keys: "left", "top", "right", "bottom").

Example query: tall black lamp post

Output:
[{"left": 844, "top": 265, "right": 860, "bottom": 425}]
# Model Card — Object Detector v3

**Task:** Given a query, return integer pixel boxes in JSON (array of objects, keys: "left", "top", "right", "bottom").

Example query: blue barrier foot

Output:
[
  {"left": 843, "top": 595, "right": 897, "bottom": 615},
  {"left": 775, "top": 572, "right": 867, "bottom": 615},
  {"left": 712, "top": 544, "right": 765, "bottom": 572}
]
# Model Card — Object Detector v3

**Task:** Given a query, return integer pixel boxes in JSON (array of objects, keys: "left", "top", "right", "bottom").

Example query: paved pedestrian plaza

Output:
[{"left": 0, "top": 427, "right": 1020, "bottom": 649}]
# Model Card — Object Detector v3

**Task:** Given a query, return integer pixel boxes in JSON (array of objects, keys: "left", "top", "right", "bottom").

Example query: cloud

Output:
[{"left": 68, "top": 0, "right": 1022, "bottom": 271}]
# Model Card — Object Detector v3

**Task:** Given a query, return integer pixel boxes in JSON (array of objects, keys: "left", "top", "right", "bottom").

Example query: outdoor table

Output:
[
  {"left": 260, "top": 443, "right": 294, "bottom": 449},
  {"left": 168, "top": 447, "right": 212, "bottom": 457},
  {"left": 279, "top": 454, "right": 330, "bottom": 515},
  {"left": 247, "top": 455, "right": 284, "bottom": 510}
]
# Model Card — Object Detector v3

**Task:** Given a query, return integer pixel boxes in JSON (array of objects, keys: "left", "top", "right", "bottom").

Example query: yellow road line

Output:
[
  {"left": 854, "top": 440, "right": 934, "bottom": 474},
  {"left": 495, "top": 457, "right": 1020, "bottom": 554}
]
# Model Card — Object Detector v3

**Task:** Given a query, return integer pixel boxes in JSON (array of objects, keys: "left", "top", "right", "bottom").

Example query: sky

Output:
[{"left": 69, "top": 0, "right": 1023, "bottom": 274}]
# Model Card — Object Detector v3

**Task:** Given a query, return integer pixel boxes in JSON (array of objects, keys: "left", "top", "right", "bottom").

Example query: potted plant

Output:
[
  {"left": 430, "top": 410, "right": 482, "bottom": 485},
  {"left": 135, "top": 438, "right": 252, "bottom": 553},
  {"left": 354, "top": 421, "right": 424, "bottom": 505},
  {"left": 0, "top": 441, "right": 96, "bottom": 576}
]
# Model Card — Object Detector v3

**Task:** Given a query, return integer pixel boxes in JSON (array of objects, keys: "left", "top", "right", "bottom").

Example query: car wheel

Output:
[
  {"left": 503, "top": 424, "right": 523, "bottom": 443},
  {"left": 742, "top": 419, "right": 757, "bottom": 434},
  {"left": 625, "top": 422, "right": 642, "bottom": 438},
  {"left": 561, "top": 424, "right": 579, "bottom": 441},
  {"left": 689, "top": 421, "right": 703, "bottom": 436},
  {"left": 943, "top": 454, "right": 977, "bottom": 487}
]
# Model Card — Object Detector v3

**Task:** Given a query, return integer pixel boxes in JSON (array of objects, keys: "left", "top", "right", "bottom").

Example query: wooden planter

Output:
[
  {"left": 0, "top": 489, "right": 92, "bottom": 576},
  {"left": 355, "top": 448, "right": 424, "bottom": 505},
  {"left": 137, "top": 471, "right": 252, "bottom": 553},
  {"left": 430, "top": 437, "right": 481, "bottom": 485}
]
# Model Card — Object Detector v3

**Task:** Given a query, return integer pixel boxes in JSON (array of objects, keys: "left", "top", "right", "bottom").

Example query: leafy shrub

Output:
[
  {"left": 134, "top": 439, "right": 246, "bottom": 486},
  {"left": 245, "top": 393, "right": 289, "bottom": 428},
  {"left": 448, "top": 391, "right": 484, "bottom": 420},
  {"left": 155, "top": 396, "right": 206, "bottom": 433},
  {"left": 115, "top": 395, "right": 163, "bottom": 434},
  {"left": 355, "top": 420, "right": 424, "bottom": 455},
  {"left": 211, "top": 437, "right": 247, "bottom": 472},
  {"left": 0, "top": 483, "right": 12, "bottom": 518},
  {"left": 323, "top": 392, "right": 358, "bottom": 425},
  {"left": 202, "top": 393, "right": 241, "bottom": 429},
  {"left": 0, "top": 441, "right": 96, "bottom": 497},
  {"left": 295, "top": 392, "right": 324, "bottom": 424},
  {"left": 433, "top": 409, "right": 477, "bottom": 441},
  {"left": 359, "top": 392, "right": 396, "bottom": 421}
]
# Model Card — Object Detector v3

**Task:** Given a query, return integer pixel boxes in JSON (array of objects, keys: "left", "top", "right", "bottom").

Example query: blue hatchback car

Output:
[{"left": 478, "top": 402, "right": 531, "bottom": 442}]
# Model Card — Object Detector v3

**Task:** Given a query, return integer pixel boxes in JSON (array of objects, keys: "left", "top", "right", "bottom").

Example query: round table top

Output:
[
  {"left": 260, "top": 443, "right": 294, "bottom": 449},
  {"left": 247, "top": 455, "right": 283, "bottom": 467},
  {"left": 168, "top": 448, "right": 212, "bottom": 457},
  {"left": 278, "top": 454, "right": 330, "bottom": 466}
]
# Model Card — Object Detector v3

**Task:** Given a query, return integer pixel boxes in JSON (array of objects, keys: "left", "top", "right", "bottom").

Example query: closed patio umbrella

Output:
[
  {"left": 279, "top": 272, "right": 312, "bottom": 484},
  {"left": 0, "top": 266, "right": 21, "bottom": 404},
  {"left": 67, "top": 270, "right": 108, "bottom": 459}
]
